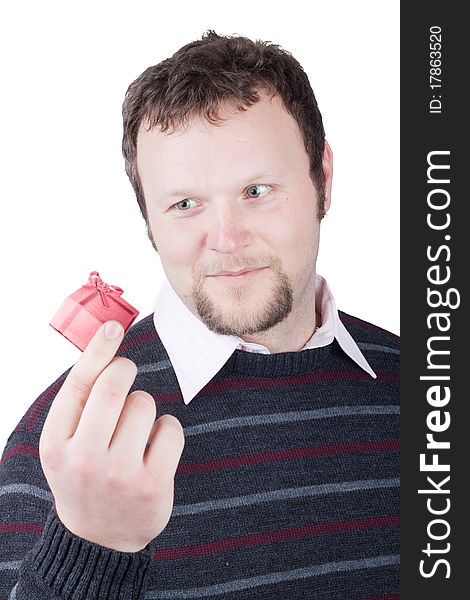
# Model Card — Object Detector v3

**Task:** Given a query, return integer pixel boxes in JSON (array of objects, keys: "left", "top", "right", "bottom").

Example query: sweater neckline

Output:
[{"left": 223, "top": 343, "right": 334, "bottom": 378}]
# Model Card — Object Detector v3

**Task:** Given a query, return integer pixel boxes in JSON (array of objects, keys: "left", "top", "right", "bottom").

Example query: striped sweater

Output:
[{"left": 0, "top": 311, "right": 399, "bottom": 600}]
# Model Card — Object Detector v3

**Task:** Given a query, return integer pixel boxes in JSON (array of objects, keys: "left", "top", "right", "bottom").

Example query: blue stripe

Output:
[{"left": 146, "top": 554, "right": 400, "bottom": 599}]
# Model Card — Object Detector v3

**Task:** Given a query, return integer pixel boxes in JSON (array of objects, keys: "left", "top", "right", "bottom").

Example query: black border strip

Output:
[{"left": 401, "top": 3, "right": 467, "bottom": 597}]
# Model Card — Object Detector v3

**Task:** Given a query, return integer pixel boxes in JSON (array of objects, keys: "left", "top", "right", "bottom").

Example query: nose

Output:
[{"left": 205, "top": 202, "right": 253, "bottom": 254}]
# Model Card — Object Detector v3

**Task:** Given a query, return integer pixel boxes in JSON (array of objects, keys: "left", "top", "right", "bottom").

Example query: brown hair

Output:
[{"left": 122, "top": 30, "right": 326, "bottom": 238}]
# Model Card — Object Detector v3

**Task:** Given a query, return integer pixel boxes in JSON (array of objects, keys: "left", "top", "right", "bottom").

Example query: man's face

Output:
[{"left": 137, "top": 93, "right": 332, "bottom": 338}]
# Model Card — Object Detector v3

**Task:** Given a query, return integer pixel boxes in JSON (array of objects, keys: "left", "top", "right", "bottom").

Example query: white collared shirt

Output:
[{"left": 153, "top": 274, "right": 376, "bottom": 405}]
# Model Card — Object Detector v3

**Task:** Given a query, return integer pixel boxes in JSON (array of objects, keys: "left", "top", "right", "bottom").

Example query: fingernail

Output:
[{"left": 104, "top": 321, "right": 123, "bottom": 340}]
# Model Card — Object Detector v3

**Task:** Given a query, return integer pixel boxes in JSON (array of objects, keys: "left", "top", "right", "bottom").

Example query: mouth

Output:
[
  {"left": 206, "top": 267, "right": 268, "bottom": 286},
  {"left": 210, "top": 268, "right": 262, "bottom": 277}
]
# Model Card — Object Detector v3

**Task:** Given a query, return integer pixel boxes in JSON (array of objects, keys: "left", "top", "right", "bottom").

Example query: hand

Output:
[{"left": 39, "top": 320, "right": 185, "bottom": 553}]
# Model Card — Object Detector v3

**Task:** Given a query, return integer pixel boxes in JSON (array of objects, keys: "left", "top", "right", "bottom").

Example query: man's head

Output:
[
  {"left": 122, "top": 30, "right": 332, "bottom": 341},
  {"left": 123, "top": 30, "right": 328, "bottom": 230}
]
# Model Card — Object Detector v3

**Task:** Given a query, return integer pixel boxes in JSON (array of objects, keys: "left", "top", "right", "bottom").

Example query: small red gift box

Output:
[{"left": 50, "top": 271, "right": 139, "bottom": 351}]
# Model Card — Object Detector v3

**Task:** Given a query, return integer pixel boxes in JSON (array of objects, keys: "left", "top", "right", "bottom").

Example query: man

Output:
[{"left": 0, "top": 30, "right": 399, "bottom": 599}]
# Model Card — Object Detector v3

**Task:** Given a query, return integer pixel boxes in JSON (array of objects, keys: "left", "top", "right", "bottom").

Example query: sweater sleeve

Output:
[
  {"left": 0, "top": 372, "right": 152, "bottom": 600},
  {"left": 12, "top": 505, "right": 151, "bottom": 599}
]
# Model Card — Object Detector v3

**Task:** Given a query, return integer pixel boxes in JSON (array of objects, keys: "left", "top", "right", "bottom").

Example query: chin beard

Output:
[{"left": 192, "top": 268, "right": 293, "bottom": 336}]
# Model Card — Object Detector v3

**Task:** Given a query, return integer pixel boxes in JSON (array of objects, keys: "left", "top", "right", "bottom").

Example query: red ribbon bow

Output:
[{"left": 85, "top": 271, "right": 124, "bottom": 308}]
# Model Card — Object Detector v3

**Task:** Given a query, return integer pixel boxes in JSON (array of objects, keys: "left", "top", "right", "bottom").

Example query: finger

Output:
[
  {"left": 72, "top": 356, "right": 138, "bottom": 450},
  {"left": 145, "top": 415, "right": 185, "bottom": 481},
  {"left": 108, "top": 390, "right": 157, "bottom": 464},
  {"left": 43, "top": 321, "right": 124, "bottom": 442}
]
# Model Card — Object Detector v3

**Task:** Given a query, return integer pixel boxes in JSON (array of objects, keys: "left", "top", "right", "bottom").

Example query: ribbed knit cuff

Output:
[{"left": 26, "top": 506, "right": 151, "bottom": 599}]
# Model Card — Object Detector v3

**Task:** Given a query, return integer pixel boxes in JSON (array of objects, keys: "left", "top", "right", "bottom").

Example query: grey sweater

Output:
[{"left": 0, "top": 311, "right": 399, "bottom": 599}]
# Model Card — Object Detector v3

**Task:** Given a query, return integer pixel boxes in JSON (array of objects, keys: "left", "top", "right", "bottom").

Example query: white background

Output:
[{"left": 0, "top": 1, "right": 399, "bottom": 451}]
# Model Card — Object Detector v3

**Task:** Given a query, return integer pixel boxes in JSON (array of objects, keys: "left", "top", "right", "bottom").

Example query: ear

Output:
[{"left": 322, "top": 141, "right": 333, "bottom": 214}]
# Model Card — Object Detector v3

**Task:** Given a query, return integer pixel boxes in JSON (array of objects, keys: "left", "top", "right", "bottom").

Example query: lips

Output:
[
  {"left": 211, "top": 268, "right": 258, "bottom": 276},
  {"left": 205, "top": 267, "right": 267, "bottom": 287}
]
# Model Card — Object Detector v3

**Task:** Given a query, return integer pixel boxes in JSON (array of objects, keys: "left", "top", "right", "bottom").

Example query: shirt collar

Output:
[{"left": 153, "top": 274, "right": 376, "bottom": 405}]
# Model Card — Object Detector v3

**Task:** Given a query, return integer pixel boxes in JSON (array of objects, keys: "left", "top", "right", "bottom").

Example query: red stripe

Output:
[
  {"left": 15, "top": 376, "right": 65, "bottom": 432},
  {"left": 0, "top": 444, "right": 39, "bottom": 467},
  {"left": 118, "top": 330, "right": 160, "bottom": 353},
  {"left": 154, "top": 391, "right": 184, "bottom": 404},
  {"left": 23, "top": 332, "right": 162, "bottom": 431},
  {"left": 177, "top": 440, "right": 399, "bottom": 476},
  {"left": 200, "top": 371, "right": 398, "bottom": 397},
  {"left": 360, "top": 595, "right": 400, "bottom": 600},
  {"left": 16, "top": 401, "right": 37, "bottom": 432},
  {"left": 1, "top": 439, "right": 399, "bottom": 472},
  {"left": 23, "top": 377, "right": 66, "bottom": 433},
  {"left": 0, "top": 523, "right": 43, "bottom": 535},
  {"left": 155, "top": 515, "right": 399, "bottom": 560},
  {"left": 340, "top": 316, "right": 399, "bottom": 341},
  {"left": 17, "top": 330, "right": 159, "bottom": 431},
  {"left": 0, "top": 440, "right": 400, "bottom": 475},
  {"left": 153, "top": 371, "right": 398, "bottom": 405}
]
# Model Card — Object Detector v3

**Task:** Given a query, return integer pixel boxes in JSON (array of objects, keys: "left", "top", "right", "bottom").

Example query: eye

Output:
[
  {"left": 245, "top": 184, "right": 272, "bottom": 199},
  {"left": 173, "top": 198, "right": 198, "bottom": 211}
]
